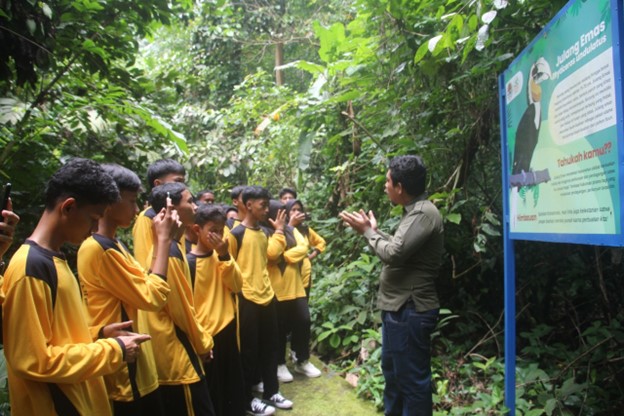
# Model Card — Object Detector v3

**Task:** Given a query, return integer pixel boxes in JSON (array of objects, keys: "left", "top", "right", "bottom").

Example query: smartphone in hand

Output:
[{"left": 1, "top": 183, "right": 11, "bottom": 214}]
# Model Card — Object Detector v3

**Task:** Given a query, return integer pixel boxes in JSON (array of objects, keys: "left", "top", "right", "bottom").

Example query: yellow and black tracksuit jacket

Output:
[
  {"left": 225, "top": 218, "right": 240, "bottom": 232},
  {"left": 268, "top": 227, "right": 309, "bottom": 301},
  {"left": 300, "top": 226, "right": 326, "bottom": 289},
  {"left": 132, "top": 206, "right": 157, "bottom": 271},
  {"left": 2, "top": 240, "right": 125, "bottom": 416},
  {"left": 187, "top": 251, "right": 242, "bottom": 337},
  {"left": 227, "top": 224, "right": 285, "bottom": 306},
  {"left": 78, "top": 234, "right": 171, "bottom": 402},
  {"left": 145, "top": 240, "right": 213, "bottom": 385}
]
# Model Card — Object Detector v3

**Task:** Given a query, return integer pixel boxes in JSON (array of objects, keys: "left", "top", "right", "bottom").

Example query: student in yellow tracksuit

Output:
[
  {"left": 133, "top": 159, "right": 186, "bottom": 270},
  {"left": 146, "top": 182, "right": 215, "bottom": 416},
  {"left": 188, "top": 204, "right": 245, "bottom": 416},
  {"left": 228, "top": 188, "right": 293, "bottom": 415},
  {"left": 2, "top": 159, "right": 150, "bottom": 416},
  {"left": 225, "top": 185, "right": 246, "bottom": 231},
  {"left": 267, "top": 200, "right": 321, "bottom": 381},
  {"left": 78, "top": 164, "right": 180, "bottom": 415},
  {"left": 286, "top": 199, "right": 326, "bottom": 297}
]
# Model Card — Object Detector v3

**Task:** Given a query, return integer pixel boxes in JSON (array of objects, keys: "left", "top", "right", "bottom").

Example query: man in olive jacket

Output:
[{"left": 340, "top": 155, "right": 443, "bottom": 416}]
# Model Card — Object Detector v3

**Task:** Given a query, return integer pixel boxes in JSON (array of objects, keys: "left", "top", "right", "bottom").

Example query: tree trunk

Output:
[{"left": 275, "top": 40, "right": 284, "bottom": 86}]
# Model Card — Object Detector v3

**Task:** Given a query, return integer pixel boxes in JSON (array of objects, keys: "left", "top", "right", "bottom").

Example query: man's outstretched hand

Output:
[{"left": 339, "top": 209, "right": 377, "bottom": 235}]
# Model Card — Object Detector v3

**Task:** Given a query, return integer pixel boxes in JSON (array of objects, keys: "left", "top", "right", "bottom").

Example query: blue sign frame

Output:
[
  {"left": 499, "top": 0, "right": 624, "bottom": 414},
  {"left": 499, "top": 0, "right": 624, "bottom": 246}
]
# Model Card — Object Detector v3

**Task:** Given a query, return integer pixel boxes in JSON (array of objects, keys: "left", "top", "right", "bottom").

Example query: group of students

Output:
[{"left": 0, "top": 158, "right": 326, "bottom": 416}]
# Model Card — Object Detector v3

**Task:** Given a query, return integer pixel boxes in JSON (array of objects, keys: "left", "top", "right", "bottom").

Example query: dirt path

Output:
[{"left": 265, "top": 357, "right": 380, "bottom": 416}]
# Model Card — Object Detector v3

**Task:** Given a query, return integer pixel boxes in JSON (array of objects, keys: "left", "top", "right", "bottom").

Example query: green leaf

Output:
[
  {"left": 296, "top": 60, "right": 326, "bottom": 75},
  {"left": 41, "top": 3, "right": 53, "bottom": 18},
  {"left": 481, "top": 223, "right": 500, "bottom": 236},
  {"left": 414, "top": 41, "right": 429, "bottom": 64},
  {"left": 329, "top": 333, "right": 341, "bottom": 348},
  {"left": 82, "top": 39, "right": 108, "bottom": 60},
  {"left": 445, "top": 213, "right": 461, "bottom": 224},
  {"left": 314, "top": 21, "right": 346, "bottom": 63},
  {"left": 26, "top": 18, "right": 36, "bottom": 35},
  {"left": 468, "top": 14, "right": 478, "bottom": 31},
  {"left": 544, "top": 398, "right": 557, "bottom": 415},
  {"left": 325, "top": 89, "right": 361, "bottom": 104},
  {"left": 0, "top": 98, "right": 28, "bottom": 125},
  {"left": 318, "top": 330, "right": 333, "bottom": 341},
  {"left": 356, "top": 310, "right": 368, "bottom": 325}
]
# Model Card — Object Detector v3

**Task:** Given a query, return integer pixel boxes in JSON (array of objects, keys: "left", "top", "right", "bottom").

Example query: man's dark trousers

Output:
[{"left": 381, "top": 302, "right": 438, "bottom": 416}]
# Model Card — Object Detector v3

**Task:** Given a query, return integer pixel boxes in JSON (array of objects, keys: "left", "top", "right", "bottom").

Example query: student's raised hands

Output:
[
  {"left": 205, "top": 231, "right": 229, "bottom": 257},
  {"left": 288, "top": 211, "right": 306, "bottom": 227},
  {"left": 269, "top": 208, "right": 286, "bottom": 232},
  {"left": 0, "top": 198, "right": 20, "bottom": 259},
  {"left": 153, "top": 195, "right": 181, "bottom": 242}
]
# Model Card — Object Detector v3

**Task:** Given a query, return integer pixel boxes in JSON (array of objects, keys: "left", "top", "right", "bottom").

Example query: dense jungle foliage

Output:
[{"left": 1, "top": 0, "right": 623, "bottom": 414}]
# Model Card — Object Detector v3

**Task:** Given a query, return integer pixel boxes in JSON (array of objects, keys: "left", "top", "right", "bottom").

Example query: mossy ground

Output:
[{"left": 255, "top": 356, "right": 380, "bottom": 416}]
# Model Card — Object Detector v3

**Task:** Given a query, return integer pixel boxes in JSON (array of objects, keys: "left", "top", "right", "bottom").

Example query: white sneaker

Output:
[
  {"left": 277, "top": 364, "right": 293, "bottom": 383},
  {"left": 267, "top": 392, "right": 293, "bottom": 409},
  {"left": 252, "top": 382, "right": 264, "bottom": 393},
  {"left": 248, "top": 397, "right": 275, "bottom": 415},
  {"left": 294, "top": 360, "right": 322, "bottom": 378}
]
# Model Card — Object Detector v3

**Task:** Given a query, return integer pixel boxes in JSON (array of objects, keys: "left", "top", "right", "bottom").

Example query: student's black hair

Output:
[
  {"left": 197, "top": 189, "right": 215, "bottom": 199},
  {"left": 388, "top": 155, "right": 427, "bottom": 197},
  {"left": 150, "top": 182, "right": 187, "bottom": 213},
  {"left": 101, "top": 163, "right": 142, "bottom": 193},
  {"left": 242, "top": 185, "right": 271, "bottom": 204},
  {"left": 230, "top": 185, "right": 247, "bottom": 200},
  {"left": 225, "top": 205, "right": 238, "bottom": 214},
  {"left": 194, "top": 204, "right": 226, "bottom": 227},
  {"left": 278, "top": 187, "right": 297, "bottom": 199},
  {"left": 146, "top": 159, "right": 185, "bottom": 190},
  {"left": 267, "top": 199, "right": 285, "bottom": 223},
  {"left": 44, "top": 158, "right": 120, "bottom": 210}
]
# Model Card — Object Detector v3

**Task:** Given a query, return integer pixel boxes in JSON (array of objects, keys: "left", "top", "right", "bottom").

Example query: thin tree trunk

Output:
[{"left": 275, "top": 41, "right": 284, "bottom": 85}]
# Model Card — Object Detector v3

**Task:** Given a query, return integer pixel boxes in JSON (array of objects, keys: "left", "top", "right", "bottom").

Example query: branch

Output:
[
  {"left": 556, "top": 336, "right": 613, "bottom": 378},
  {"left": 340, "top": 111, "right": 388, "bottom": 154},
  {"left": 0, "top": 54, "right": 83, "bottom": 167},
  {"left": 0, "top": 25, "right": 53, "bottom": 55}
]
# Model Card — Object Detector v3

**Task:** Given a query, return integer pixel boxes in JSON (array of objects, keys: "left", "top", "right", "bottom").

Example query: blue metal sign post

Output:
[{"left": 499, "top": 72, "right": 516, "bottom": 414}]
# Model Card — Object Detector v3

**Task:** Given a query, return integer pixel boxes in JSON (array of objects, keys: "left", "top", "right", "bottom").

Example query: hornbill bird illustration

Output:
[
  {"left": 509, "top": 57, "right": 552, "bottom": 223},
  {"left": 512, "top": 57, "right": 552, "bottom": 175}
]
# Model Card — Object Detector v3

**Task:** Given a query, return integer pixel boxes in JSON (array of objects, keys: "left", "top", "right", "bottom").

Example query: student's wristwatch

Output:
[{"left": 0, "top": 260, "right": 6, "bottom": 274}]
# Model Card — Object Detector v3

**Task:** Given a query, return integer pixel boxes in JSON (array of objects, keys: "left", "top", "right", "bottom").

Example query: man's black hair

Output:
[
  {"left": 101, "top": 163, "right": 142, "bottom": 193},
  {"left": 389, "top": 155, "right": 427, "bottom": 197},
  {"left": 230, "top": 185, "right": 247, "bottom": 200},
  {"left": 150, "top": 182, "right": 187, "bottom": 213},
  {"left": 146, "top": 159, "right": 185, "bottom": 190},
  {"left": 242, "top": 185, "right": 271, "bottom": 204},
  {"left": 278, "top": 187, "right": 297, "bottom": 199},
  {"left": 194, "top": 204, "right": 226, "bottom": 227},
  {"left": 44, "top": 158, "right": 120, "bottom": 210}
]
